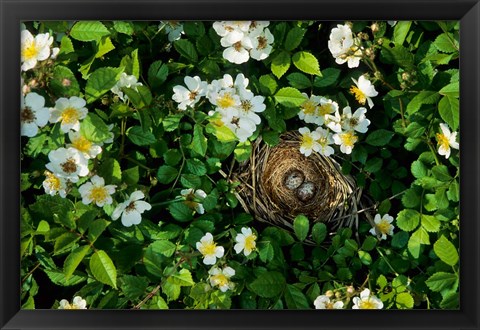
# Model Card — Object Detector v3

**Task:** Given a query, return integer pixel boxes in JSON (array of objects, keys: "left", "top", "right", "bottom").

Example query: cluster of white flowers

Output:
[
  {"left": 21, "top": 28, "right": 58, "bottom": 71},
  {"left": 172, "top": 73, "right": 266, "bottom": 142},
  {"left": 58, "top": 296, "right": 87, "bottom": 310},
  {"left": 297, "top": 92, "right": 375, "bottom": 157},
  {"left": 328, "top": 23, "right": 363, "bottom": 68},
  {"left": 213, "top": 21, "right": 274, "bottom": 64},
  {"left": 436, "top": 123, "right": 459, "bottom": 159},
  {"left": 195, "top": 227, "right": 257, "bottom": 293},
  {"left": 369, "top": 213, "right": 395, "bottom": 240},
  {"left": 110, "top": 72, "right": 143, "bottom": 102},
  {"left": 314, "top": 288, "right": 383, "bottom": 310}
]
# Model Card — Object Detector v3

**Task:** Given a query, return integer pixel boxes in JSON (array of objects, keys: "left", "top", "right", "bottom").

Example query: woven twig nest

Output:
[{"left": 231, "top": 131, "right": 374, "bottom": 240}]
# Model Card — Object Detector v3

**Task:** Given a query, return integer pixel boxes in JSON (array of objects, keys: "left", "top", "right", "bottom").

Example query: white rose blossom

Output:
[
  {"left": 21, "top": 29, "right": 54, "bottom": 71},
  {"left": 45, "top": 147, "right": 89, "bottom": 183},
  {"left": 314, "top": 295, "right": 344, "bottom": 309},
  {"left": 328, "top": 24, "right": 363, "bottom": 68},
  {"left": 350, "top": 75, "right": 378, "bottom": 109},
  {"left": 299, "top": 127, "right": 321, "bottom": 157},
  {"left": 112, "top": 191, "right": 152, "bottom": 227},
  {"left": 436, "top": 123, "right": 459, "bottom": 159},
  {"left": 172, "top": 76, "right": 208, "bottom": 110},
  {"left": 234, "top": 227, "right": 257, "bottom": 256},
  {"left": 78, "top": 175, "right": 116, "bottom": 207},
  {"left": 180, "top": 188, "right": 207, "bottom": 214},
  {"left": 111, "top": 72, "right": 143, "bottom": 102},
  {"left": 333, "top": 130, "right": 358, "bottom": 155},
  {"left": 196, "top": 232, "right": 224, "bottom": 265},
  {"left": 58, "top": 296, "right": 87, "bottom": 310},
  {"left": 42, "top": 171, "right": 68, "bottom": 198},
  {"left": 208, "top": 266, "right": 236, "bottom": 292},
  {"left": 67, "top": 131, "right": 102, "bottom": 159},
  {"left": 49, "top": 96, "right": 88, "bottom": 133},
  {"left": 352, "top": 288, "right": 383, "bottom": 309},
  {"left": 21, "top": 92, "right": 50, "bottom": 137},
  {"left": 369, "top": 214, "right": 395, "bottom": 240}
]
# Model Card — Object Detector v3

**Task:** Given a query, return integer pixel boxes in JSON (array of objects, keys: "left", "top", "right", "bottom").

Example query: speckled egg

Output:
[
  {"left": 296, "top": 181, "right": 316, "bottom": 202},
  {"left": 284, "top": 170, "right": 305, "bottom": 190}
]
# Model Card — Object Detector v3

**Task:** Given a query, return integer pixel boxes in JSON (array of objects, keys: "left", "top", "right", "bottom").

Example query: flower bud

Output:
[
  {"left": 335, "top": 291, "right": 342, "bottom": 299},
  {"left": 325, "top": 290, "right": 334, "bottom": 298},
  {"left": 371, "top": 23, "right": 379, "bottom": 33}
]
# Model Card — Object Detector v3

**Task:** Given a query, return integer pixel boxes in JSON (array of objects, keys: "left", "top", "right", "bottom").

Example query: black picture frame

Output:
[{"left": 1, "top": 0, "right": 479, "bottom": 329}]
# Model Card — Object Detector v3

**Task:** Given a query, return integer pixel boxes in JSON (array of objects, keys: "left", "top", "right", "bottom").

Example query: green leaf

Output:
[
  {"left": 434, "top": 33, "right": 459, "bottom": 53},
  {"left": 393, "top": 21, "right": 412, "bottom": 45},
  {"left": 407, "top": 231, "right": 421, "bottom": 258},
  {"left": 358, "top": 250, "right": 372, "bottom": 265},
  {"left": 262, "top": 131, "right": 280, "bottom": 146},
  {"left": 64, "top": 245, "right": 91, "bottom": 280},
  {"left": 364, "top": 157, "right": 383, "bottom": 173},
  {"left": 44, "top": 269, "right": 87, "bottom": 287},
  {"left": 149, "top": 240, "right": 177, "bottom": 257},
  {"left": 113, "top": 21, "right": 134, "bottom": 35},
  {"left": 311, "top": 222, "right": 327, "bottom": 245},
  {"left": 70, "top": 21, "right": 110, "bottom": 42},
  {"left": 191, "top": 124, "right": 207, "bottom": 157},
  {"left": 85, "top": 67, "right": 123, "bottom": 103},
  {"left": 361, "top": 236, "right": 378, "bottom": 251},
  {"left": 396, "top": 209, "right": 420, "bottom": 232},
  {"left": 391, "top": 231, "right": 409, "bottom": 249},
  {"left": 435, "top": 188, "right": 450, "bottom": 210},
  {"left": 292, "top": 51, "right": 321, "bottom": 76},
  {"left": 421, "top": 215, "right": 440, "bottom": 233},
  {"left": 438, "top": 96, "right": 459, "bottom": 131},
  {"left": 98, "top": 158, "right": 122, "bottom": 185},
  {"left": 411, "top": 227, "right": 430, "bottom": 245},
  {"left": 406, "top": 91, "right": 440, "bottom": 115},
  {"left": 162, "top": 280, "right": 181, "bottom": 301},
  {"left": 426, "top": 272, "right": 458, "bottom": 292},
  {"left": 127, "top": 126, "right": 156, "bottom": 146},
  {"left": 284, "top": 284, "right": 310, "bottom": 309},
  {"left": 148, "top": 60, "right": 169, "bottom": 90},
  {"left": 284, "top": 27, "right": 306, "bottom": 51},
  {"left": 180, "top": 174, "right": 202, "bottom": 189},
  {"left": 439, "top": 82, "right": 459, "bottom": 98},
  {"left": 120, "top": 49, "right": 140, "bottom": 78},
  {"left": 169, "top": 202, "right": 193, "bottom": 222},
  {"left": 50, "top": 66, "right": 80, "bottom": 97},
  {"left": 313, "top": 68, "right": 340, "bottom": 88},
  {"left": 365, "top": 129, "right": 395, "bottom": 146},
  {"left": 174, "top": 39, "right": 198, "bottom": 62},
  {"left": 293, "top": 215, "right": 309, "bottom": 241},
  {"left": 274, "top": 87, "right": 307, "bottom": 107},
  {"left": 396, "top": 292, "right": 414, "bottom": 309},
  {"left": 95, "top": 37, "right": 115, "bottom": 58},
  {"left": 259, "top": 74, "right": 278, "bottom": 95},
  {"left": 234, "top": 141, "right": 252, "bottom": 162},
  {"left": 87, "top": 219, "right": 110, "bottom": 243},
  {"left": 163, "top": 114, "right": 183, "bottom": 132},
  {"left": 53, "top": 232, "right": 80, "bottom": 255},
  {"left": 434, "top": 236, "right": 459, "bottom": 266},
  {"left": 31, "top": 195, "right": 76, "bottom": 229},
  {"left": 411, "top": 160, "right": 428, "bottom": 179},
  {"left": 271, "top": 51, "right": 291, "bottom": 79},
  {"left": 432, "top": 165, "right": 452, "bottom": 181},
  {"left": 249, "top": 271, "right": 286, "bottom": 298},
  {"left": 157, "top": 165, "right": 179, "bottom": 184},
  {"left": 121, "top": 275, "right": 148, "bottom": 301},
  {"left": 168, "top": 269, "right": 195, "bottom": 286},
  {"left": 447, "top": 180, "right": 459, "bottom": 202},
  {"left": 258, "top": 242, "right": 274, "bottom": 262},
  {"left": 206, "top": 123, "right": 237, "bottom": 143},
  {"left": 287, "top": 72, "right": 312, "bottom": 89},
  {"left": 80, "top": 113, "right": 111, "bottom": 143},
  {"left": 89, "top": 250, "right": 117, "bottom": 288},
  {"left": 122, "top": 166, "right": 140, "bottom": 185},
  {"left": 59, "top": 36, "right": 74, "bottom": 54},
  {"left": 123, "top": 86, "right": 152, "bottom": 109}
]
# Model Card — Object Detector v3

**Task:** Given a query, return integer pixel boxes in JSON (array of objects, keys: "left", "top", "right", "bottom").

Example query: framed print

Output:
[{"left": 1, "top": 0, "right": 479, "bottom": 329}]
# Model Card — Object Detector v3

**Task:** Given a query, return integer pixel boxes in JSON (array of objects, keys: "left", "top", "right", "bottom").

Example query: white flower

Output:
[
  {"left": 314, "top": 295, "right": 344, "bottom": 309},
  {"left": 112, "top": 191, "right": 151, "bottom": 227},
  {"left": 211, "top": 88, "right": 241, "bottom": 111},
  {"left": 111, "top": 72, "right": 143, "bottom": 102},
  {"left": 222, "top": 35, "right": 253, "bottom": 64},
  {"left": 42, "top": 171, "right": 68, "bottom": 198},
  {"left": 333, "top": 131, "right": 358, "bottom": 155},
  {"left": 21, "top": 92, "right": 50, "bottom": 137},
  {"left": 369, "top": 214, "right": 395, "bottom": 240},
  {"left": 387, "top": 21, "right": 397, "bottom": 27},
  {"left": 67, "top": 131, "right": 102, "bottom": 159},
  {"left": 234, "top": 227, "right": 257, "bottom": 256},
  {"left": 58, "top": 296, "right": 87, "bottom": 309},
  {"left": 315, "top": 127, "right": 335, "bottom": 157},
  {"left": 298, "top": 94, "right": 322, "bottom": 125},
  {"left": 350, "top": 76, "right": 378, "bottom": 109},
  {"left": 299, "top": 127, "right": 321, "bottom": 157},
  {"left": 180, "top": 188, "right": 207, "bottom": 214},
  {"left": 78, "top": 175, "right": 116, "bottom": 207},
  {"left": 196, "top": 232, "right": 224, "bottom": 265},
  {"left": 49, "top": 96, "right": 88, "bottom": 133},
  {"left": 352, "top": 289, "right": 383, "bottom": 309},
  {"left": 237, "top": 89, "right": 265, "bottom": 125},
  {"left": 250, "top": 28, "right": 274, "bottom": 61},
  {"left": 436, "top": 123, "right": 459, "bottom": 159},
  {"left": 341, "top": 106, "right": 371, "bottom": 133},
  {"left": 325, "top": 110, "right": 343, "bottom": 133},
  {"left": 45, "top": 147, "right": 89, "bottom": 183},
  {"left": 213, "top": 21, "right": 250, "bottom": 41},
  {"left": 50, "top": 47, "right": 60, "bottom": 59},
  {"left": 317, "top": 97, "right": 339, "bottom": 120},
  {"left": 233, "top": 73, "right": 249, "bottom": 93},
  {"left": 225, "top": 114, "right": 257, "bottom": 142},
  {"left": 163, "top": 21, "right": 184, "bottom": 41},
  {"left": 248, "top": 21, "right": 270, "bottom": 36},
  {"left": 328, "top": 24, "right": 362, "bottom": 68},
  {"left": 21, "top": 29, "right": 53, "bottom": 71},
  {"left": 208, "top": 266, "right": 235, "bottom": 292},
  {"left": 172, "top": 76, "right": 208, "bottom": 110}
]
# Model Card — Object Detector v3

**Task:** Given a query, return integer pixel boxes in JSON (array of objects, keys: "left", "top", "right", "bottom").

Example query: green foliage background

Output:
[{"left": 21, "top": 20, "right": 459, "bottom": 309}]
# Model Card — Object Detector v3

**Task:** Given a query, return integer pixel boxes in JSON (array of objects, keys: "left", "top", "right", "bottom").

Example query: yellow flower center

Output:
[
  {"left": 89, "top": 186, "right": 108, "bottom": 203},
  {"left": 44, "top": 171, "right": 61, "bottom": 191},
  {"left": 200, "top": 242, "right": 217, "bottom": 256},
  {"left": 244, "top": 234, "right": 257, "bottom": 252},
  {"left": 325, "top": 302, "right": 335, "bottom": 309},
  {"left": 350, "top": 86, "right": 367, "bottom": 105},
  {"left": 436, "top": 133, "right": 450, "bottom": 151},
  {"left": 376, "top": 220, "right": 392, "bottom": 235},
  {"left": 217, "top": 93, "right": 236, "bottom": 109},
  {"left": 61, "top": 107, "right": 80, "bottom": 124},
  {"left": 359, "top": 299, "right": 376, "bottom": 309},
  {"left": 71, "top": 136, "right": 92, "bottom": 154},
  {"left": 211, "top": 273, "right": 229, "bottom": 287},
  {"left": 318, "top": 103, "right": 334, "bottom": 116},
  {"left": 301, "top": 100, "right": 317, "bottom": 115},
  {"left": 189, "top": 91, "right": 198, "bottom": 100},
  {"left": 22, "top": 41, "right": 38, "bottom": 60},
  {"left": 317, "top": 137, "right": 328, "bottom": 147},
  {"left": 341, "top": 132, "right": 358, "bottom": 147},
  {"left": 301, "top": 134, "right": 314, "bottom": 149},
  {"left": 240, "top": 100, "right": 253, "bottom": 113},
  {"left": 62, "top": 303, "right": 74, "bottom": 309}
]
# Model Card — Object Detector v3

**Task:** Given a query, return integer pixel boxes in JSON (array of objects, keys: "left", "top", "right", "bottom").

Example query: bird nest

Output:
[{"left": 230, "top": 131, "right": 375, "bottom": 241}]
